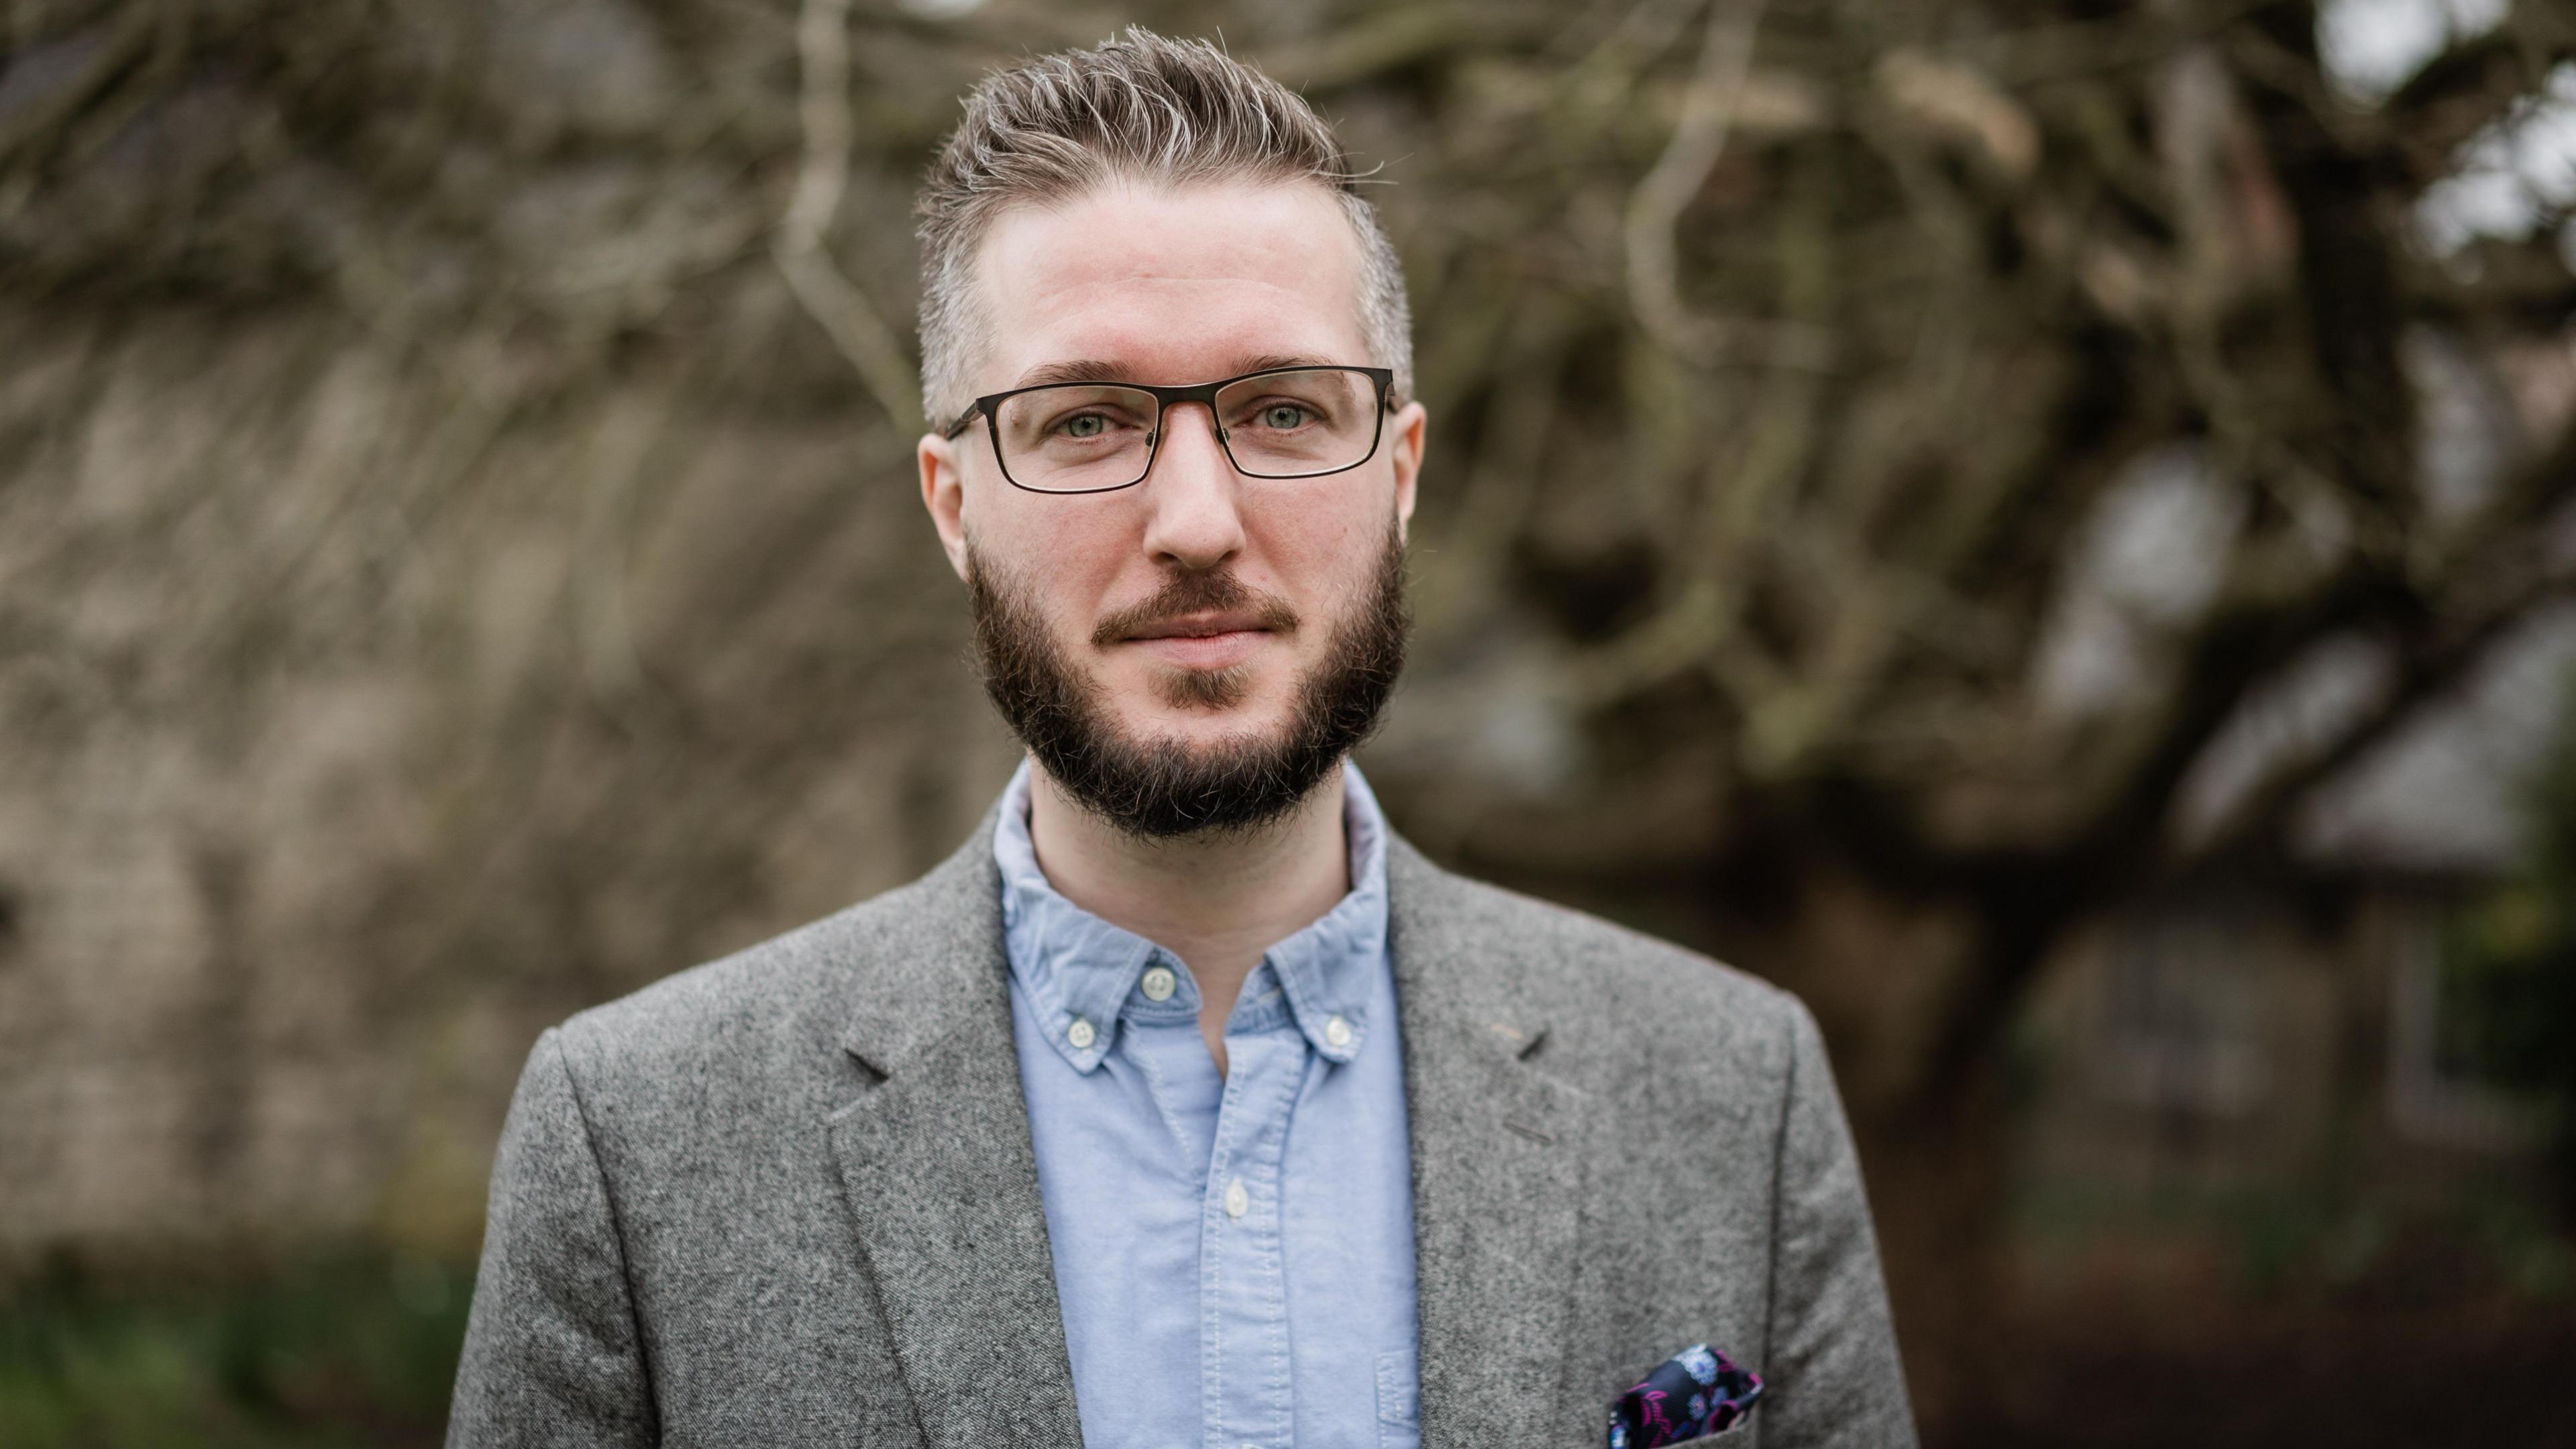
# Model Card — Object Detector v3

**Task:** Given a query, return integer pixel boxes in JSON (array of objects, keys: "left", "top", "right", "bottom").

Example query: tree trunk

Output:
[{"left": 1858, "top": 1065, "right": 2012, "bottom": 1444}]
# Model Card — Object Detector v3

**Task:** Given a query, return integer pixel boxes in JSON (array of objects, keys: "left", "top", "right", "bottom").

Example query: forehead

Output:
[{"left": 966, "top": 178, "right": 1371, "bottom": 392}]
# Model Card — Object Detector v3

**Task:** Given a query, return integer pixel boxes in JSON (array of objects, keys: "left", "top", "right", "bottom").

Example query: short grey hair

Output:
[{"left": 914, "top": 27, "right": 1412, "bottom": 426}]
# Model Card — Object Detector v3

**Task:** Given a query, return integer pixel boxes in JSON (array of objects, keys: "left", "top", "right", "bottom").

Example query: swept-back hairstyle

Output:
[{"left": 914, "top": 27, "right": 1412, "bottom": 426}]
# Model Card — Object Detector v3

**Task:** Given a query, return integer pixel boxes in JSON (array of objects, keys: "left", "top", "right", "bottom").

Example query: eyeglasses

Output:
[{"left": 942, "top": 365, "right": 1397, "bottom": 494}]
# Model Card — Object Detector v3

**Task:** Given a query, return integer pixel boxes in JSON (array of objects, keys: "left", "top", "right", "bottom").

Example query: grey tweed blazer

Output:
[{"left": 447, "top": 810, "right": 1917, "bottom": 1448}]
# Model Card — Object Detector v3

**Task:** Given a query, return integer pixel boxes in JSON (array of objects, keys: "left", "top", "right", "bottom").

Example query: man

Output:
[{"left": 449, "top": 28, "right": 1915, "bottom": 1449}]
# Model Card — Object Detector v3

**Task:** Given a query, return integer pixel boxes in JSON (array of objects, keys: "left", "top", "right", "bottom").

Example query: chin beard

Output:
[{"left": 966, "top": 519, "right": 1409, "bottom": 840}]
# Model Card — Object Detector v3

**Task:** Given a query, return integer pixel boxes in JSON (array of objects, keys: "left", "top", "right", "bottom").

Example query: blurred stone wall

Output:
[{"left": 0, "top": 297, "right": 1020, "bottom": 1252}]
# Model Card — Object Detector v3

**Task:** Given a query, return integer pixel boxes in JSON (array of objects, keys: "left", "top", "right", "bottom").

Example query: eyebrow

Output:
[{"left": 1010, "top": 354, "right": 1337, "bottom": 389}]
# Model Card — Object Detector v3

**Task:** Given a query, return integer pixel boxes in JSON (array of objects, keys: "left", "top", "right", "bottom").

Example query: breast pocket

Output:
[{"left": 1375, "top": 1346, "right": 1420, "bottom": 1449}]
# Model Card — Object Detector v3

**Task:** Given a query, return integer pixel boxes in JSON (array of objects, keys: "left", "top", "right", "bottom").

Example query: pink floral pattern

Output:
[{"left": 1607, "top": 1342, "right": 1761, "bottom": 1447}]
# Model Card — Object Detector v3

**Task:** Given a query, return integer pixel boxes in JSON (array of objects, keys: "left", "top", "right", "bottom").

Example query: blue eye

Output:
[
  {"left": 1063, "top": 414, "right": 1106, "bottom": 438},
  {"left": 1259, "top": 405, "right": 1309, "bottom": 429}
]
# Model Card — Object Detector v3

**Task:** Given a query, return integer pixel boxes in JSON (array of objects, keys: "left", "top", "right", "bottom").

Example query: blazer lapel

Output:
[
  {"left": 1388, "top": 835, "right": 1595, "bottom": 1448},
  {"left": 824, "top": 816, "right": 1085, "bottom": 1448}
]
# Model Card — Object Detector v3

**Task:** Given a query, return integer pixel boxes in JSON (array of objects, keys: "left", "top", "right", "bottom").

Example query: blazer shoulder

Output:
[
  {"left": 1392, "top": 839, "right": 1809, "bottom": 1089},
  {"left": 545, "top": 845, "right": 980, "bottom": 1104},
  {"left": 1402, "top": 845, "right": 1794, "bottom": 1016}
]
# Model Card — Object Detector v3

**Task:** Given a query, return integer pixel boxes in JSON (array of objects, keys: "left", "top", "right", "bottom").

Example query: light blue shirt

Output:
[{"left": 994, "top": 756, "right": 1421, "bottom": 1449}]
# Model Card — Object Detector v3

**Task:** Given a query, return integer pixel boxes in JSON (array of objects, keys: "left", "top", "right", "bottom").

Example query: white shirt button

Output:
[
  {"left": 1224, "top": 1177, "right": 1248, "bottom": 1218},
  {"left": 1140, "top": 965, "right": 1177, "bottom": 1002},
  {"left": 1066, "top": 1017, "right": 1096, "bottom": 1050},
  {"left": 1324, "top": 1014, "right": 1353, "bottom": 1049}
]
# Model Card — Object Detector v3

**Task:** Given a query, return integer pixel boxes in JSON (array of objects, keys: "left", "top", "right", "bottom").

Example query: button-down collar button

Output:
[
  {"left": 1224, "top": 1178, "right": 1248, "bottom": 1218},
  {"left": 1324, "top": 1014, "right": 1353, "bottom": 1049},
  {"left": 1140, "top": 965, "right": 1177, "bottom": 1002},
  {"left": 1066, "top": 1016, "right": 1096, "bottom": 1051}
]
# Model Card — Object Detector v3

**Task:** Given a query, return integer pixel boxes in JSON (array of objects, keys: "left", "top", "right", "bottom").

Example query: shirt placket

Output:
[{"left": 1199, "top": 985, "right": 1306, "bottom": 1449}]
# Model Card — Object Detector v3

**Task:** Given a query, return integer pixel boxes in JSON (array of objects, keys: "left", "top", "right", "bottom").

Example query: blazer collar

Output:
[
  {"left": 826, "top": 805, "right": 1589, "bottom": 1448},
  {"left": 833, "top": 800, "right": 1009, "bottom": 1078}
]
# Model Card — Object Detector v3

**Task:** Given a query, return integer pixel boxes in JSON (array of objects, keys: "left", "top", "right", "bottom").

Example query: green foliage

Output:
[{"left": 0, "top": 1246, "right": 472, "bottom": 1448}]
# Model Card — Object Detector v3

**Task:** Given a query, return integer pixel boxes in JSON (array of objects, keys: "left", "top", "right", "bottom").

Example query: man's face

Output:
[{"left": 918, "top": 179, "right": 1428, "bottom": 835}]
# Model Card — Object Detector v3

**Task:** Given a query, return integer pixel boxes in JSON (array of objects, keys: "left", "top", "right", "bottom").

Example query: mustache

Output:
[{"left": 1088, "top": 569, "right": 1300, "bottom": 649}]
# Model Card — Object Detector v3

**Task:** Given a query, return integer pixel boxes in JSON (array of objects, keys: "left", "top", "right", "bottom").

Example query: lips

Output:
[{"left": 1122, "top": 610, "right": 1275, "bottom": 642}]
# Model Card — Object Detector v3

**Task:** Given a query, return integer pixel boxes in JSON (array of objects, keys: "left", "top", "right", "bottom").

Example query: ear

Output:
[
  {"left": 1385, "top": 398, "right": 1428, "bottom": 547},
  {"left": 919, "top": 428, "right": 971, "bottom": 583}
]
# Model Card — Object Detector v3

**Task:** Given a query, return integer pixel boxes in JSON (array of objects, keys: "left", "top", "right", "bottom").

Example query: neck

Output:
[{"left": 1025, "top": 757, "right": 1352, "bottom": 1032}]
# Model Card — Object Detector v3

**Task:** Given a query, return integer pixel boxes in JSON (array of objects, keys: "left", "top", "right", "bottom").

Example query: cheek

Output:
[
  {"left": 1261, "top": 487, "right": 1392, "bottom": 592},
  {"left": 972, "top": 491, "right": 1138, "bottom": 613}
]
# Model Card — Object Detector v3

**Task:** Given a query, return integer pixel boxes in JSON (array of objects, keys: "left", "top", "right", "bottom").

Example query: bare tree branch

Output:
[
  {"left": 775, "top": 0, "right": 920, "bottom": 430},
  {"left": 1621, "top": 0, "right": 1832, "bottom": 370}
]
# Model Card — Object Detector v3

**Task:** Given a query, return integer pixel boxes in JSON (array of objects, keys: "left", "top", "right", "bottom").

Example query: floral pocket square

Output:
[{"left": 1607, "top": 1342, "right": 1762, "bottom": 1447}]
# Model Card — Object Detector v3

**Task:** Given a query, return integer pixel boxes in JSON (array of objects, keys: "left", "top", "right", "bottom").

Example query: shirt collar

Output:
[{"left": 991, "top": 755, "right": 1390, "bottom": 1074}]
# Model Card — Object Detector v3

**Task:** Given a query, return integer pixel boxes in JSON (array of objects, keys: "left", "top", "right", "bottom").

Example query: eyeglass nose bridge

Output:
[{"left": 1144, "top": 390, "right": 1231, "bottom": 463}]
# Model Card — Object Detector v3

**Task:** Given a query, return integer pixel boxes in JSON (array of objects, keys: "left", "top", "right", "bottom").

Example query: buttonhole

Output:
[{"left": 1503, "top": 1118, "right": 1554, "bottom": 1145}]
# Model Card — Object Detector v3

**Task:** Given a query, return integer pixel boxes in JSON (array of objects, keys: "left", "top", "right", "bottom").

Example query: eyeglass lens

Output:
[{"left": 992, "top": 368, "right": 1377, "bottom": 492}]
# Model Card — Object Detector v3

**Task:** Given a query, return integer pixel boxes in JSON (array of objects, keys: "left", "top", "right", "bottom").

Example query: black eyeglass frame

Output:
[{"left": 941, "top": 364, "right": 1399, "bottom": 496}]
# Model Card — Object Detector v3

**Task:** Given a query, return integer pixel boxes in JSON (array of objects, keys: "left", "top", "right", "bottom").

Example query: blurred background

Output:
[{"left": 3, "top": 0, "right": 2574, "bottom": 1442}]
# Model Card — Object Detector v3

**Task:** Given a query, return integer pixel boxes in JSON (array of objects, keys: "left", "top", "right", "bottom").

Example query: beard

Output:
[{"left": 966, "top": 518, "right": 1410, "bottom": 840}]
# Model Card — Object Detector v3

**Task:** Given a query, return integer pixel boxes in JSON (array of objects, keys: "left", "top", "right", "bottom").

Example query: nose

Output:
[{"left": 1138, "top": 400, "right": 1246, "bottom": 572}]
